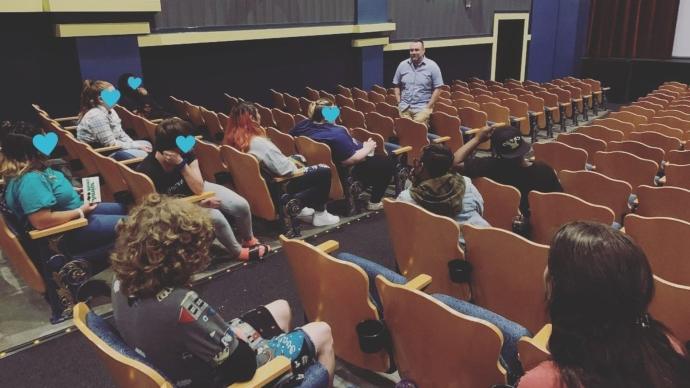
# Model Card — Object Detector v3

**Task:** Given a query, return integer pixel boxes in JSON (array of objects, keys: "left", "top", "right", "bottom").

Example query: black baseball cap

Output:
[{"left": 490, "top": 125, "right": 531, "bottom": 159}]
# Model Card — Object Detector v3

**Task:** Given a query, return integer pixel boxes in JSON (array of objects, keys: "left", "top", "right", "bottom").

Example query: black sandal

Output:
[{"left": 243, "top": 244, "right": 271, "bottom": 261}]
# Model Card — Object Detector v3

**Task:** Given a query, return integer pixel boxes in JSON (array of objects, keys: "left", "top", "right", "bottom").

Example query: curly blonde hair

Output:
[{"left": 110, "top": 194, "right": 214, "bottom": 298}]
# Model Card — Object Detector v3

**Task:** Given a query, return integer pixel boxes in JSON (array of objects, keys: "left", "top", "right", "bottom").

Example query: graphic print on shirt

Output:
[{"left": 178, "top": 291, "right": 208, "bottom": 323}]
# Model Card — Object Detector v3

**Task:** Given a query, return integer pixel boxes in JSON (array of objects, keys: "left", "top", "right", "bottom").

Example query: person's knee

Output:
[
  {"left": 302, "top": 321, "right": 334, "bottom": 354},
  {"left": 265, "top": 299, "right": 292, "bottom": 332}
]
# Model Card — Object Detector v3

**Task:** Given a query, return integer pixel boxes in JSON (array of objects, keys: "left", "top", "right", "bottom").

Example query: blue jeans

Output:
[
  {"left": 62, "top": 202, "right": 127, "bottom": 265},
  {"left": 109, "top": 140, "right": 151, "bottom": 161}
]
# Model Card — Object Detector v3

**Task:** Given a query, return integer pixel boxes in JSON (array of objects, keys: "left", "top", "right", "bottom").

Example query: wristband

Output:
[
  {"left": 76, "top": 208, "right": 85, "bottom": 219},
  {"left": 174, "top": 159, "right": 188, "bottom": 173}
]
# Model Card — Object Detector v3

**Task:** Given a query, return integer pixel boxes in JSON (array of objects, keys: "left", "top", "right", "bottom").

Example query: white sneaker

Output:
[
  {"left": 367, "top": 201, "right": 384, "bottom": 211},
  {"left": 297, "top": 207, "right": 315, "bottom": 223},
  {"left": 312, "top": 211, "right": 340, "bottom": 227}
]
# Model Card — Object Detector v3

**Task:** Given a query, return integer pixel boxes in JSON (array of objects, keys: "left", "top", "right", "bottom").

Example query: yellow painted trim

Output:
[
  {"left": 490, "top": 13, "right": 530, "bottom": 82},
  {"left": 55, "top": 22, "right": 151, "bottom": 38},
  {"left": 0, "top": 0, "right": 43, "bottom": 12},
  {"left": 384, "top": 36, "right": 494, "bottom": 51},
  {"left": 352, "top": 37, "right": 389, "bottom": 48},
  {"left": 139, "top": 23, "right": 396, "bottom": 47},
  {"left": 43, "top": 0, "right": 161, "bottom": 12}
]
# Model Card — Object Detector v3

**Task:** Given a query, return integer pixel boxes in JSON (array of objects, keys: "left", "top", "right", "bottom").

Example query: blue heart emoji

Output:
[
  {"left": 32, "top": 132, "right": 58, "bottom": 157},
  {"left": 322, "top": 106, "right": 340, "bottom": 123},
  {"left": 176, "top": 135, "right": 196, "bottom": 153},
  {"left": 127, "top": 76, "right": 142, "bottom": 90},
  {"left": 100, "top": 88, "right": 121, "bottom": 108}
]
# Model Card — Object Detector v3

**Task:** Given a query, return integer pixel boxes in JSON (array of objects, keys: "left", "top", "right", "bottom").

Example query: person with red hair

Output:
[{"left": 224, "top": 102, "right": 339, "bottom": 226}]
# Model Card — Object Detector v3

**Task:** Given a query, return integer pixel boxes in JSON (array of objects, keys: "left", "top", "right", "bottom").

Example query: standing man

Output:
[{"left": 392, "top": 39, "right": 444, "bottom": 126}]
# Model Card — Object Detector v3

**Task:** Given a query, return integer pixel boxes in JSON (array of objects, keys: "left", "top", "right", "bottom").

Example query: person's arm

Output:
[
  {"left": 252, "top": 137, "right": 297, "bottom": 176},
  {"left": 453, "top": 125, "right": 496, "bottom": 166},
  {"left": 392, "top": 64, "right": 402, "bottom": 105},
  {"left": 426, "top": 88, "right": 442, "bottom": 110},
  {"left": 426, "top": 63, "right": 444, "bottom": 110},
  {"left": 164, "top": 151, "right": 205, "bottom": 194},
  {"left": 394, "top": 87, "right": 401, "bottom": 105},
  {"left": 27, "top": 203, "right": 96, "bottom": 230},
  {"left": 341, "top": 138, "right": 376, "bottom": 166},
  {"left": 88, "top": 112, "right": 122, "bottom": 148}
]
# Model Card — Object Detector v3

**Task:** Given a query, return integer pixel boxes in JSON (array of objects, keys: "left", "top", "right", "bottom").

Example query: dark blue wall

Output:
[
  {"left": 528, "top": 0, "right": 591, "bottom": 81},
  {"left": 76, "top": 36, "right": 143, "bottom": 85}
]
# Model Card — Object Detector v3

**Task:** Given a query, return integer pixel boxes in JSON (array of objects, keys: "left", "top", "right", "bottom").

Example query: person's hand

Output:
[
  {"left": 80, "top": 202, "right": 98, "bottom": 216},
  {"left": 138, "top": 143, "right": 153, "bottom": 152},
  {"left": 162, "top": 150, "right": 183, "bottom": 165},
  {"left": 364, "top": 138, "right": 377, "bottom": 152},
  {"left": 477, "top": 125, "right": 496, "bottom": 142},
  {"left": 199, "top": 197, "right": 222, "bottom": 209},
  {"left": 74, "top": 186, "right": 83, "bottom": 195}
]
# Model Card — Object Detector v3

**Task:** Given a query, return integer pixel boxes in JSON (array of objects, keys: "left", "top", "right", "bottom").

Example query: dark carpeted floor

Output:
[{"left": 0, "top": 212, "right": 395, "bottom": 387}]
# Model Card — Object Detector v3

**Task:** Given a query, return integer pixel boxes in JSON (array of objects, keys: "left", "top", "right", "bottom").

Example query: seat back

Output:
[
  {"left": 502, "top": 98, "right": 531, "bottom": 136},
  {"left": 638, "top": 123, "right": 684, "bottom": 141},
  {"left": 395, "top": 117, "right": 430, "bottom": 166},
  {"left": 650, "top": 115, "right": 690, "bottom": 132},
  {"left": 664, "top": 163, "right": 690, "bottom": 190},
  {"left": 625, "top": 214, "right": 690, "bottom": 285},
  {"left": 628, "top": 131, "right": 682, "bottom": 153},
  {"left": 368, "top": 90, "right": 386, "bottom": 104},
  {"left": 169, "top": 96, "right": 188, "bottom": 119},
  {"left": 463, "top": 225, "right": 549, "bottom": 333},
  {"left": 73, "top": 303, "right": 173, "bottom": 388},
  {"left": 635, "top": 185, "right": 690, "bottom": 223},
  {"left": 219, "top": 145, "right": 276, "bottom": 221},
  {"left": 183, "top": 101, "right": 205, "bottom": 128},
  {"left": 632, "top": 100, "right": 664, "bottom": 112},
  {"left": 517, "top": 325, "right": 552, "bottom": 371},
  {"left": 607, "top": 140, "right": 665, "bottom": 165},
  {"left": 592, "top": 118, "right": 635, "bottom": 138},
  {"left": 354, "top": 98, "right": 376, "bottom": 114},
  {"left": 294, "top": 137, "right": 344, "bottom": 200},
  {"left": 194, "top": 140, "right": 226, "bottom": 184},
  {"left": 668, "top": 150, "right": 690, "bottom": 164},
  {"left": 271, "top": 108, "right": 295, "bottom": 133},
  {"left": 255, "top": 103, "right": 276, "bottom": 128},
  {"left": 335, "top": 94, "right": 355, "bottom": 109},
  {"left": 340, "top": 106, "right": 366, "bottom": 130},
  {"left": 351, "top": 87, "right": 368, "bottom": 101},
  {"left": 200, "top": 107, "right": 224, "bottom": 142},
  {"left": 266, "top": 127, "right": 296, "bottom": 156},
  {"left": 575, "top": 125, "right": 624, "bottom": 143},
  {"left": 86, "top": 148, "right": 130, "bottom": 199},
  {"left": 649, "top": 276, "right": 690, "bottom": 344},
  {"left": 298, "top": 97, "right": 312, "bottom": 117},
  {"left": 657, "top": 109, "right": 690, "bottom": 122},
  {"left": 280, "top": 237, "right": 391, "bottom": 372},
  {"left": 532, "top": 141, "right": 588, "bottom": 173},
  {"left": 305, "top": 87, "right": 320, "bottom": 101},
  {"left": 433, "top": 102, "right": 458, "bottom": 116},
  {"left": 454, "top": 98, "right": 482, "bottom": 110},
  {"left": 113, "top": 105, "right": 137, "bottom": 134},
  {"left": 529, "top": 191, "right": 615, "bottom": 245},
  {"left": 375, "top": 275, "right": 506, "bottom": 387},
  {"left": 350, "top": 127, "right": 387, "bottom": 156},
  {"left": 430, "top": 112, "right": 463, "bottom": 152},
  {"left": 471, "top": 177, "right": 521, "bottom": 231},
  {"left": 0, "top": 212, "right": 46, "bottom": 293},
  {"left": 558, "top": 170, "right": 632, "bottom": 224},
  {"left": 620, "top": 105, "right": 655, "bottom": 120},
  {"left": 480, "top": 102, "right": 510, "bottom": 125},
  {"left": 269, "top": 89, "right": 286, "bottom": 110},
  {"left": 556, "top": 132, "right": 606, "bottom": 164},
  {"left": 376, "top": 102, "right": 400, "bottom": 120},
  {"left": 475, "top": 95, "right": 501, "bottom": 105},
  {"left": 223, "top": 93, "right": 240, "bottom": 113},
  {"left": 383, "top": 199, "right": 469, "bottom": 299},
  {"left": 609, "top": 110, "right": 647, "bottom": 128},
  {"left": 365, "top": 111, "right": 395, "bottom": 140},
  {"left": 131, "top": 115, "right": 157, "bottom": 144},
  {"left": 593, "top": 151, "right": 659, "bottom": 194},
  {"left": 117, "top": 164, "right": 157, "bottom": 203}
]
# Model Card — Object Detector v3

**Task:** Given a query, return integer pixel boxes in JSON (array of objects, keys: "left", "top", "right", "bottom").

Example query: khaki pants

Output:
[{"left": 400, "top": 107, "right": 432, "bottom": 126}]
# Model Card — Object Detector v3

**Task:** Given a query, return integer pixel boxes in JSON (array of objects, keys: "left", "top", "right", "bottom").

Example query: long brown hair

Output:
[
  {"left": 223, "top": 102, "right": 266, "bottom": 152},
  {"left": 78, "top": 80, "right": 112, "bottom": 119},
  {"left": 546, "top": 221, "right": 690, "bottom": 388}
]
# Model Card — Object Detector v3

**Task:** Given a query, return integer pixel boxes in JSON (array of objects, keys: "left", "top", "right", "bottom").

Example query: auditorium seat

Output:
[
  {"left": 255, "top": 103, "right": 277, "bottom": 128},
  {"left": 502, "top": 98, "right": 532, "bottom": 137},
  {"left": 271, "top": 108, "right": 296, "bottom": 133},
  {"left": 183, "top": 101, "right": 206, "bottom": 130},
  {"left": 556, "top": 132, "right": 606, "bottom": 164},
  {"left": 433, "top": 102, "right": 458, "bottom": 117},
  {"left": 365, "top": 111, "right": 396, "bottom": 142},
  {"left": 547, "top": 87, "right": 577, "bottom": 127},
  {"left": 591, "top": 118, "right": 635, "bottom": 138},
  {"left": 169, "top": 96, "right": 189, "bottom": 120},
  {"left": 607, "top": 140, "right": 665, "bottom": 166},
  {"left": 558, "top": 170, "right": 632, "bottom": 224},
  {"left": 367, "top": 91, "right": 386, "bottom": 104},
  {"left": 395, "top": 117, "right": 451, "bottom": 166},
  {"left": 351, "top": 87, "right": 368, "bottom": 101},
  {"left": 199, "top": 106, "right": 224, "bottom": 142},
  {"left": 621, "top": 105, "right": 654, "bottom": 121},
  {"left": 224, "top": 93, "right": 241, "bottom": 113},
  {"left": 430, "top": 111, "right": 463, "bottom": 152},
  {"left": 458, "top": 107, "right": 491, "bottom": 150},
  {"left": 635, "top": 185, "right": 690, "bottom": 223},
  {"left": 299, "top": 97, "right": 312, "bottom": 116},
  {"left": 528, "top": 191, "right": 615, "bottom": 245},
  {"left": 520, "top": 94, "right": 550, "bottom": 138},
  {"left": 335, "top": 94, "right": 355, "bottom": 109},
  {"left": 575, "top": 124, "right": 624, "bottom": 144},
  {"left": 649, "top": 276, "right": 690, "bottom": 345},
  {"left": 194, "top": 140, "right": 229, "bottom": 185},
  {"left": 117, "top": 163, "right": 213, "bottom": 205},
  {"left": 305, "top": 86, "right": 320, "bottom": 101},
  {"left": 354, "top": 97, "right": 376, "bottom": 114},
  {"left": 283, "top": 93, "right": 302, "bottom": 115},
  {"left": 471, "top": 177, "right": 522, "bottom": 231},
  {"left": 534, "top": 90, "right": 565, "bottom": 132},
  {"left": 517, "top": 324, "right": 552, "bottom": 372},
  {"left": 628, "top": 131, "right": 682, "bottom": 153},
  {"left": 667, "top": 150, "right": 690, "bottom": 164},
  {"left": 340, "top": 106, "right": 366, "bottom": 131},
  {"left": 454, "top": 99, "right": 482, "bottom": 110},
  {"left": 375, "top": 102, "right": 400, "bottom": 120},
  {"left": 593, "top": 151, "right": 659, "bottom": 193},
  {"left": 335, "top": 84, "right": 352, "bottom": 98},
  {"left": 650, "top": 115, "right": 690, "bottom": 132},
  {"left": 532, "top": 141, "right": 588, "bottom": 173},
  {"left": 663, "top": 163, "right": 690, "bottom": 190},
  {"left": 475, "top": 94, "right": 502, "bottom": 105}
]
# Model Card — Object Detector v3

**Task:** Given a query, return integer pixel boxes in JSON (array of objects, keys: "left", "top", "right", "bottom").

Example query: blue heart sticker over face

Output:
[
  {"left": 322, "top": 106, "right": 340, "bottom": 123},
  {"left": 176, "top": 135, "right": 196, "bottom": 153},
  {"left": 127, "top": 76, "right": 142, "bottom": 90},
  {"left": 33, "top": 132, "right": 58, "bottom": 156},
  {"left": 100, "top": 88, "right": 121, "bottom": 108}
]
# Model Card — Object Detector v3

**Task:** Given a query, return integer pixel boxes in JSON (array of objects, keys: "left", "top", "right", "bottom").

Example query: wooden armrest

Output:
[
  {"left": 29, "top": 218, "right": 88, "bottom": 240},
  {"left": 572, "top": 98, "right": 583, "bottom": 103},
  {"left": 183, "top": 191, "right": 215, "bottom": 203},
  {"left": 64, "top": 125, "right": 77, "bottom": 132},
  {"left": 94, "top": 145, "right": 122, "bottom": 153},
  {"left": 546, "top": 106, "right": 559, "bottom": 112},
  {"left": 602, "top": 87, "right": 611, "bottom": 91},
  {"left": 194, "top": 135, "right": 203, "bottom": 140},
  {"left": 511, "top": 116, "right": 527, "bottom": 122},
  {"left": 392, "top": 145, "right": 413, "bottom": 155},
  {"left": 583, "top": 95, "right": 592, "bottom": 99},
  {"left": 528, "top": 111, "right": 544, "bottom": 117},
  {"left": 120, "top": 157, "right": 145, "bottom": 166},
  {"left": 559, "top": 103, "right": 570, "bottom": 107},
  {"left": 55, "top": 116, "right": 79, "bottom": 123},
  {"left": 619, "top": 226, "right": 626, "bottom": 233},
  {"left": 405, "top": 274, "right": 432, "bottom": 290},
  {"left": 316, "top": 240, "right": 339, "bottom": 254},
  {"left": 229, "top": 356, "right": 291, "bottom": 388},
  {"left": 432, "top": 136, "right": 452, "bottom": 144},
  {"left": 658, "top": 175, "right": 667, "bottom": 185},
  {"left": 520, "top": 324, "right": 552, "bottom": 351},
  {"left": 273, "top": 168, "right": 306, "bottom": 183},
  {"left": 151, "top": 119, "right": 164, "bottom": 124},
  {"left": 465, "top": 122, "right": 504, "bottom": 135},
  {"left": 592, "top": 91, "right": 602, "bottom": 95}
]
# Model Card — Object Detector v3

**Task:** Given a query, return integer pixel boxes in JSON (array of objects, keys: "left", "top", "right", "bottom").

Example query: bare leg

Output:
[
  {"left": 264, "top": 299, "right": 292, "bottom": 333},
  {"left": 301, "top": 321, "right": 335, "bottom": 386}
]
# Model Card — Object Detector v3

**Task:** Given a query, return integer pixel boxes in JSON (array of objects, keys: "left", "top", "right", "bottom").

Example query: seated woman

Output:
[
  {"left": 136, "top": 117, "right": 269, "bottom": 261},
  {"left": 116, "top": 73, "right": 169, "bottom": 120},
  {"left": 397, "top": 143, "right": 489, "bottom": 243},
  {"left": 111, "top": 194, "right": 335, "bottom": 387},
  {"left": 290, "top": 98, "right": 395, "bottom": 211},
  {"left": 519, "top": 222, "right": 690, "bottom": 387},
  {"left": 223, "top": 102, "right": 339, "bottom": 227},
  {"left": 76, "top": 80, "right": 152, "bottom": 161},
  {"left": 0, "top": 121, "right": 127, "bottom": 265}
]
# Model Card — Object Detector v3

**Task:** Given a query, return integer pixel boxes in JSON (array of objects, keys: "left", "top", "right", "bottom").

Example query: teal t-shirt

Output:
[{"left": 5, "top": 168, "right": 83, "bottom": 227}]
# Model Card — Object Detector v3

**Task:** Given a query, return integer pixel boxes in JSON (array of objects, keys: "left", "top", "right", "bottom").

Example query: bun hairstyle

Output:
[
  {"left": 0, "top": 121, "right": 46, "bottom": 178},
  {"left": 308, "top": 97, "right": 334, "bottom": 122},
  {"left": 79, "top": 79, "right": 112, "bottom": 118}
]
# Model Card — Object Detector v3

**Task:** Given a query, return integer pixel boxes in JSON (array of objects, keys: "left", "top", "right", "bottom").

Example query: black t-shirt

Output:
[
  {"left": 136, "top": 152, "right": 197, "bottom": 197},
  {"left": 461, "top": 157, "right": 563, "bottom": 216}
]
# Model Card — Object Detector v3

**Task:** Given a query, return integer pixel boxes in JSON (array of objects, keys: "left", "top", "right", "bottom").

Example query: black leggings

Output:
[
  {"left": 285, "top": 166, "right": 332, "bottom": 211},
  {"left": 351, "top": 155, "right": 396, "bottom": 203}
]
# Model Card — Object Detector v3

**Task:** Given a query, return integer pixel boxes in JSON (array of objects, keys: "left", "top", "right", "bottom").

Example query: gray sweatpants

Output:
[{"left": 204, "top": 181, "right": 254, "bottom": 258}]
